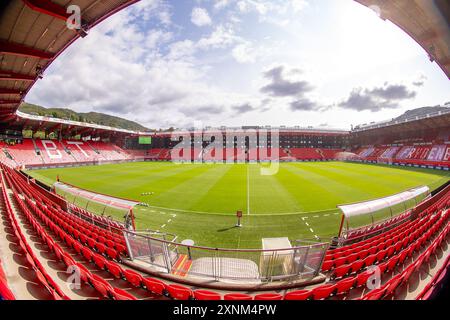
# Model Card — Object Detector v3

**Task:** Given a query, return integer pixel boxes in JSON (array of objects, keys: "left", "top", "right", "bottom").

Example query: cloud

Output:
[
  {"left": 290, "top": 0, "right": 308, "bottom": 13},
  {"left": 232, "top": 103, "right": 254, "bottom": 114},
  {"left": 412, "top": 81, "right": 425, "bottom": 87},
  {"left": 369, "top": 83, "right": 416, "bottom": 100},
  {"left": 232, "top": 42, "right": 256, "bottom": 63},
  {"left": 338, "top": 83, "right": 417, "bottom": 112},
  {"left": 290, "top": 98, "right": 319, "bottom": 111},
  {"left": 260, "top": 65, "right": 314, "bottom": 97},
  {"left": 214, "top": 0, "right": 231, "bottom": 11},
  {"left": 412, "top": 74, "right": 427, "bottom": 87},
  {"left": 196, "top": 105, "right": 226, "bottom": 114},
  {"left": 191, "top": 7, "right": 212, "bottom": 27},
  {"left": 128, "top": 0, "right": 172, "bottom": 25},
  {"left": 26, "top": 6, "right": 248, "bottom": 129}
]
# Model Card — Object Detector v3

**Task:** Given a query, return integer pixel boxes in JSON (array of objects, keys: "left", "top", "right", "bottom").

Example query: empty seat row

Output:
[
  {"left": 0, "top": 172, "right": 68, "bottom": 300},
  {"left": 362, "top": 223, "right": 449, "bottom": 300},
  {"left": 4, "top": 165, "right": 127, "bottom": 255},
  {"left": 326, "top": 189, "right": 450, "bottom": 261}
]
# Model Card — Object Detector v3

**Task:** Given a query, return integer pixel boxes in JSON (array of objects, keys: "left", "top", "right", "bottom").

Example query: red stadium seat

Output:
[
  {"left": 386, "top": 255, "right": 400, "bottom": 272},
  {"left": 254, "top": 293, "right": 283, "bottom": 300},
  {"left": 402, "top": 264, "right": 416, "bottom": 284},
  {"left": 105, "top": 260, "right": 124, "bottom": 279},
  {"left": 350, "top": 260, "right": 364, "bottom": 274},
  {"left": 96, "top": 242, "right": 107, "bottom": 255},
  {"left": 321, "top": 260, "right": 333, "bottom": 272},
  {"left": 357, "top": 249, "right": 369, "bottom": 260},
  {"left": 223, "top": 293, "right": 253, "bottom": 301},
  {"left": 93, "top": 253, "right": 107, "bottom": 270},
  {"left": 386, "top": 245, "right": 395, "bottom": 258},
  {"left": 81, "top": 247, "right": 93, "bottom": 262},
  {"left": 123, "top": 269, "right": 143, "bottom": 288},
  {"left": 75, "top": 263, "right": 92, "bottom": 284},
  {"left": 335, "top": 277, "right": 355, "bottom": 295},
  {"left": 384, "top": 274, "right": 403, "bottom": 298},
  {"left": 97, "top": 236, "right": 106, "bottom": 244},
  {"left": 346, "top": 253, "right": 359, "bottom": 264},
  {"left": 363, "top": 254, "right": 377, "bottom": 267},
  {"left": 312, "top": 284, "right": 336, "bottom": 300},
  {"left": 362, "top": 287, "right": 386, "bottom": 300},
  {"left": 398, "top": 249, "right": 408, "bottom": 265},
  {"left": 53, "top": 246, "right": 64, "bottom": 261},
  {"left": 332, "top": 264, "right": 350, "bottom": 279},
  {"left": 79, "top": 233, "right": 88, "bottom": 245},
  {"left": 62, "top": 252, "right": 76, "bottom": 268},
  {"left": 167, "top": 284, "right": 193, "bottom": 300},
  {"left": 111, "top": 288, "right": 137, "bottom": 300},
  {"left": 333, "top": 257, "right": 347, "bottom": 268},
  {"left": 356, "top": 270, "right": 374, "bottom": 288},
  {"left": 72, "top": 241, "right": 83, "bottom": 254},
  {"left": 284, "top": 290, "right": 311, "bottom": 300},
  {"left": 143, "top": 277, "right": 167, "bottom": 296},
  {"left": 376, "top": 249, "right": 388, "bottom": 263},
  {"left": 116, "top": 244, "right": 127, "bottom": 255},
  {"left": 194, "top": 290, "right": 222, "bottom": 300},
  {"left": 377, "top": 262, "right": 388, "bottom": 274},
  {"left": 106, "top": 248, "right": 119, "bottom": 261},
  {"left": 89, "top": 274, "right": 113, "bottom": 299}
]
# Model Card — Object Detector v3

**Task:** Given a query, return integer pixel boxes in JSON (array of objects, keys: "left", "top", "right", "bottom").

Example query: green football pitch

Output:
[{"left": 27, "top": 161, "right": 449, "bottom": 249}]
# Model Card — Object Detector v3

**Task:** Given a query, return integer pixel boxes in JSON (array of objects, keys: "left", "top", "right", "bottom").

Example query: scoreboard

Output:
[{"left": 139, "top": 136, "right": 152, "bottom": 145}]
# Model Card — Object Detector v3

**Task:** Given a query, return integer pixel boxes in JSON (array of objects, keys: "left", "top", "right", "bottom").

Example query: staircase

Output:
[{"left": 316, "top": 148, "right": 325, "bottom": 160}]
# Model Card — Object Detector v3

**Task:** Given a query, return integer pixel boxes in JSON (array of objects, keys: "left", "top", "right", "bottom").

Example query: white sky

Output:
[{"left": 27, "top": 0, "right": 450, "bottom": 130}]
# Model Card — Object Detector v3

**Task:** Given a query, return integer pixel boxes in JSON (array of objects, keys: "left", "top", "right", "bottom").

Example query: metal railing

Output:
[{"left": 123, "top": 230, "right": 328, "bottom": 283}]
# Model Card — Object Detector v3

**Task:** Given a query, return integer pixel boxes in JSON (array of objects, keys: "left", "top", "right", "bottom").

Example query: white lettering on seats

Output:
[
  {"left": 42, "top": 140, "right": 62, "bottom": 159},
  {"left": 67, "top": 141, "right": 89, "bottom": 158}
]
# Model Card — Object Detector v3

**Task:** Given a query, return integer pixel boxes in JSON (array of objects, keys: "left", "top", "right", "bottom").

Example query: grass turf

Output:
[{"left": 26, "top": 161, "right": 449, "bottom": 249}]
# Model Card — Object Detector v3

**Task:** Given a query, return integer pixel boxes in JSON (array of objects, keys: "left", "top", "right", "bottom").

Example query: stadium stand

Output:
[
  {"left": 1, "top": 139, "right": 134, "bottom": 167},
  {"left": 355, "top": 144, "right": 450, "bottom": 168},
  {"left": 0, "top": 259, "right": 15, "bottom": 300}
]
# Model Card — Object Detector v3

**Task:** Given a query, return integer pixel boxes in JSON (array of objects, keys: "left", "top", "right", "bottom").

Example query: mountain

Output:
[
  {"left": 394, "top": 105, "right": 450, "bottom": 121},
  {"left": 19, "top": 102, "right": 150, "bottom": 132}
]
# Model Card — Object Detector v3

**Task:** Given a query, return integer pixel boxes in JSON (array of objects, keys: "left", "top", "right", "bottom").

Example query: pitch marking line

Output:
[
  {"left": 140, "top": 203, "right": 339, "bottom": 216},
  {"left": 247, "top": 164, "right": 250, "bottom": 216},
  {"left": 301, "top": 217, "right": 319, "bottom": 239}
]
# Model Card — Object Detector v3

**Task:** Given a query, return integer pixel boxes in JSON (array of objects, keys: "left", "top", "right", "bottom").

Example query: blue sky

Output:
[{"left": 28, "top": 0, "right": 450, "bottom": 130}]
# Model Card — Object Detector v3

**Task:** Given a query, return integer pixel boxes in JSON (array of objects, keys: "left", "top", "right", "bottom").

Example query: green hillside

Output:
[{"left": 19, "top": 102, "right": 150, "bottom": 132}]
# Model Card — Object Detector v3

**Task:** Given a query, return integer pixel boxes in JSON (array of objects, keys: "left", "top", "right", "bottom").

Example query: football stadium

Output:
[{"left": 0, "top": 0, "right": 449, "bottom": 305}]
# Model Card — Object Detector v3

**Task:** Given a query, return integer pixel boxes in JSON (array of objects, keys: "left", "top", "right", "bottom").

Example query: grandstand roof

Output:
[
  {"left": 355, "top": 0, "right": 450, "bottom": 79},
  {"left": 12, "top": 110, "right": 140, "bottom": 137},
  {"left": 0, "top": 0, "right": 139, "bottom": 124},
  {"left": 352, "top": 107, "right": 450, "bottom": 135}
]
